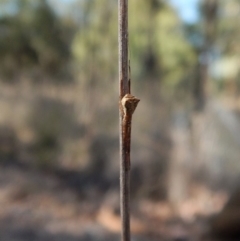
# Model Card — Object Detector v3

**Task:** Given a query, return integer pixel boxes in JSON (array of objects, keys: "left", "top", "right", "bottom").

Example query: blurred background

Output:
[{"left": 0, "top": 0, "right": 240, "bottom": 240}]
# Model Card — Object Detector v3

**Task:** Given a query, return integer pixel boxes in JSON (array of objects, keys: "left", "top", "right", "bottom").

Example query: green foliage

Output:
[
  {"left": 0, "top": 0, "right": 71, "bottom": 80},
  {"left": 0, "top": 0, "right": 197, "bottom": 88},
  {"left": 72, "top": 0, "right": 118, "bottom": 85},
  {"left": 197, "top": 0, "right": 240, "bottom": 89},
  {"left": 155, "top": 5, "right": 196, "bottom": 87},
  {"left": 72, "top": 0, "right": 196, "bottom": 90},
  {"left": 218, "top": 0, "right": 240, "bottom": 55}
]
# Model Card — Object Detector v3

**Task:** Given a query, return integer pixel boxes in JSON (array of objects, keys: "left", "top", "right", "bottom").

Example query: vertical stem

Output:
[{"left": 118, "top": 0, "right": 130, "bottom": 241}]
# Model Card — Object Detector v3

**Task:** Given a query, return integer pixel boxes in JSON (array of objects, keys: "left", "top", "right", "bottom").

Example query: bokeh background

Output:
[{"left": 0, "top": 0, "right": 240, "bottom": 240}]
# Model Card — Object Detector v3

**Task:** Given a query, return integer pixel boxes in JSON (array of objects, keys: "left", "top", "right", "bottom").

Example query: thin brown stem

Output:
[
  {"left": 118, "top": 0, "right": 140, "bottom": 240},
  {"left": 118, "top": 1, "right": 131, "bottom": 241}
]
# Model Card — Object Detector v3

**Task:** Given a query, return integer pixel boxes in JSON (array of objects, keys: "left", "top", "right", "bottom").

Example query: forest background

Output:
[{"left": 0, "top": 0, "right": 240, "bottom": 240}]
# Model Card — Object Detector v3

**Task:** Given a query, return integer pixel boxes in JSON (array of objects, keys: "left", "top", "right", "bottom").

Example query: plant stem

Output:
[{"left": 118, "top": 0, "right": 130, "bottom": 241}]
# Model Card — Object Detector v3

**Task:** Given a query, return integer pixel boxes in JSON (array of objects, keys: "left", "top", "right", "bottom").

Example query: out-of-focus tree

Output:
[
  {"left": 0, "top": 0, "right": 72, "bottom": 80},
  {"left": 72, "top": 0, "right": 196, "bottom": 95},
  {"left": 214, "top": 0, "right": 240, "bottom": 96},
  {"left": 190, "top": 0, "right": 240, "bottom": 101},
  {"left": 130, "top": 0, "right": 196, "bottom": 89},
  {"left": 72, "top": 0, "right": 118, "bottom": 86},
  {"left": 190, "top": 0, "right": 218, "bottom": 110}
]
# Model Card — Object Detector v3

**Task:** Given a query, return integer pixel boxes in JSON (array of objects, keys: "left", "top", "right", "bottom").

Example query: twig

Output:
[{"left": 118, "top": 1, "right": 140, "bottom": 240}]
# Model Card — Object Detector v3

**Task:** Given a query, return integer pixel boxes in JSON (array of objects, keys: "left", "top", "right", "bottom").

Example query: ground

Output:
[{"left": 0, "top": 162, "right": 224, "bottom": 241}]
